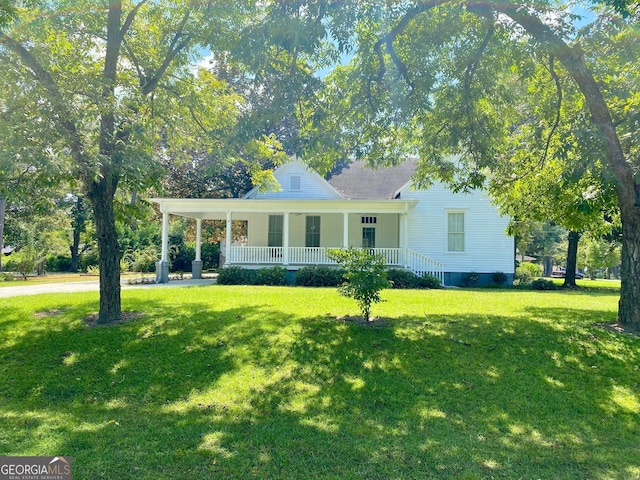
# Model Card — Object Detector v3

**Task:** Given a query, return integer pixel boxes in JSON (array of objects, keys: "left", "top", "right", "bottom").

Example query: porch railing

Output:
[
  {"left": 228, "top": 246, "right": 402, "bottom": 266},
  {"left": 406, "top": 249, "right": 445, "bottom": 285},
  {"left": 227, "top": 246, "right": 444, "bottom": 285},
  {"left": 228, "top": 246, "right": 283, "bottom": 264}
]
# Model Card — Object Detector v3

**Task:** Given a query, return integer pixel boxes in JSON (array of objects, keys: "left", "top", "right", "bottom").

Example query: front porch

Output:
[{"left": 151, "top": 198, "right": 445, "bottom": 284}]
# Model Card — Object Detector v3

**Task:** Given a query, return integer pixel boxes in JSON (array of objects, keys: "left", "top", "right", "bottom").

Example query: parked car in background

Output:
[{"left": 551, "top": 267, "right": 584, "bottom": 279}]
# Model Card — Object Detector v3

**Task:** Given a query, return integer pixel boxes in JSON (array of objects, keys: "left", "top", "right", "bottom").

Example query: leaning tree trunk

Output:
[
  {"left": 88, "top": 178, "right": 121, "bottom": 324},
  {"left": 563, "top": 230, "right": 580, "bottom": 289},
  {"left": 497, "top": 0, "right": 640, "bottom": 329},
  {"left": 0, "top": 197, "right": 5, "bottom": 272}
]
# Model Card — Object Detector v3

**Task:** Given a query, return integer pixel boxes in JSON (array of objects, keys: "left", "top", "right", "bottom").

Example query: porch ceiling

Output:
[{"left": 149, "top": 198, "right": 418, "bottom": 220}]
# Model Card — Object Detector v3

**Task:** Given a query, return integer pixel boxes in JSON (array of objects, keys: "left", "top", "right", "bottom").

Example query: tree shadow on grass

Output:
[{"left": 1, "top": 295, "right": 639, "bottom": 479}]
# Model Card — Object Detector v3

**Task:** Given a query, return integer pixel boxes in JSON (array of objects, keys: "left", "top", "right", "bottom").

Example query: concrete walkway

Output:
[{"left": 0, "top": 278, "right": 216, "bottom": 298}]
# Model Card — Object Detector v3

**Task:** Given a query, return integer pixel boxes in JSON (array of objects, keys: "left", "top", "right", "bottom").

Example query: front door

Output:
[{"left": 362, "top": 227, "right": 376, "bottom": 248}]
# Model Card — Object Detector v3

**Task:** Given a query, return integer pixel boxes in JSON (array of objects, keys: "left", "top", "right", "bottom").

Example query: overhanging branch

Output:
[{"left": 0, "top": 33, "right": 87, "bottom": 168}]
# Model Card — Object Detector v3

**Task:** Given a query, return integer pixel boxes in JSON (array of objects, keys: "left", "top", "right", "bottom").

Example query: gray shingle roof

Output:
[{"left": 327, "top": 159, "right": 417, "bottom": 199}]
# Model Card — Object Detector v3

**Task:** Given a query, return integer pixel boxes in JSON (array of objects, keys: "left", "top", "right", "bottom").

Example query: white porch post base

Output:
[
  {"left": 156, "top": 260, "right": 169, "bottom": 283},
  {"left": 191, "top": 260, "right": 203, "bottom": 279}
]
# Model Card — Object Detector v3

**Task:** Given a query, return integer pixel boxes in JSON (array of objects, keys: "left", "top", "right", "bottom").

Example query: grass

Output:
[{"left": 1, "top": 284, "right": 639, "bottom": 479}]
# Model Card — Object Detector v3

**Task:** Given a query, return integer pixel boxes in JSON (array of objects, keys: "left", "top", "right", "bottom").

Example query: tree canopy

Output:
[
  {"left": 0, "top": 1, "right": 286, "bottom": 322},
  {"left": 299, "top": 0, "right": 639, "bottom": 328}
]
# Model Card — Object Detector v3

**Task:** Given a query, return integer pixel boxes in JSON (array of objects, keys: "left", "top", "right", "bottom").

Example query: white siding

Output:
[
  {"left": 401, "top": 182, "right": 514, "bottom": 273},
  {"left": 246, "top": 162, "right": 342, "bottom": 200}
]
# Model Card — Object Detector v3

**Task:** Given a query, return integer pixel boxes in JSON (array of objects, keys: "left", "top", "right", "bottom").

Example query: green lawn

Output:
[{"left": 1, "top": 285, "right": 638, "bottom": 479}]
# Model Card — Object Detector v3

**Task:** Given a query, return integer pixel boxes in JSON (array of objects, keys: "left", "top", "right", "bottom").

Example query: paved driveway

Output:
[{"left": 0, "top": 278, "right": 215, "bottom": 298}]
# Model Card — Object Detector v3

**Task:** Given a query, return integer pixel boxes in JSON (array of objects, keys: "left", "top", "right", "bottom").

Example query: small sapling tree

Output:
[{"left": 328, "top": 248, "right": 391, "bottom": 322}]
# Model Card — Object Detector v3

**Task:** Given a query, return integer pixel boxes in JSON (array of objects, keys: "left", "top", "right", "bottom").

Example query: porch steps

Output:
[{"left": 405, "top": 249, "right": 445, "bottom": 285}]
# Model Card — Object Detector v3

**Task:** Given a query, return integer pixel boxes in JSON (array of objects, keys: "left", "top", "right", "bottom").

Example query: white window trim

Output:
[
  {"left": 289, "top": 175, "right": 301, "bottom": 191},
  {"left": 446, "top": 209, "right": 467, "bottom": 254}
]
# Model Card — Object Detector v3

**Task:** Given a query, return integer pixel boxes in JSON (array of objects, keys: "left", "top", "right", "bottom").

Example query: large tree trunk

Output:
[
  {"left": 88, "top": 179, "right": 121, "bottom": 324},
  {"left": 0, "top": 197, "right": 5, "bottom": 272},
  {"left": 618, "top": 209, "right": 640, "bottom": 330},
  {"left": 563, "top": 230, "right": 580, "bottom": 289}
]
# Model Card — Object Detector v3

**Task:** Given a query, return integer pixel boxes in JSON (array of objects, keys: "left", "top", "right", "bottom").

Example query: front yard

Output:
[{"left": 0, "top": 284, "right": 638, "bottom": 479}]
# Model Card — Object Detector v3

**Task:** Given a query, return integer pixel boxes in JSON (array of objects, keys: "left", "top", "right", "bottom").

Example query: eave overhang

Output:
[{"left": 150, "top": 198, "right": 418, "bottom": 220}]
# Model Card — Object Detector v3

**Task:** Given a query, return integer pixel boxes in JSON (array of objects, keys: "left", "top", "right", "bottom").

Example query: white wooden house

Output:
[{"left": 151, "top": 159, "right": 514, "bottom": 285}]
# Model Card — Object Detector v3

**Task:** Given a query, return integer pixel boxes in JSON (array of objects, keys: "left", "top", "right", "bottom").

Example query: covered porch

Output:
[{"left": 151, "top": 198, "right": 444, "bottom": 283}]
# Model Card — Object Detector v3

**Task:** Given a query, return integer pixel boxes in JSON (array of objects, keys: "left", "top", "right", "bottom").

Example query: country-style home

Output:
[{"left": 151, "top": 159, "right": 514, "bottom": 285}]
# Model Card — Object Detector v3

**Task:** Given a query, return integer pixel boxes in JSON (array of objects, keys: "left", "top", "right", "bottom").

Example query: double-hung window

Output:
[
  {"left": 306, "top": 216, "right": 321, "bottom": 247},
  {"left": 268, "top": 215, "right": 283, "bottom": 247},
  {"left": 447, "top": 211, "right": 465, "bottom": 253}
]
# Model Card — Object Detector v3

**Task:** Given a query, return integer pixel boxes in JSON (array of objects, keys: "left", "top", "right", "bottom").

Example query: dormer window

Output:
[{"left": 290, "top": 175, "right": 301, "bottom": 191}]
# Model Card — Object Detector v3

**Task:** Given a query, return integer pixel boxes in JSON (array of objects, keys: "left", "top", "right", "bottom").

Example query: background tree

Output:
[
  {"left": 0, "top": 59, "right": 68, "bottom": 272},
  {"left": 579, "top": 236, "right": 621, "bottom": 279},
  {"left": 512, "top": 221, "right": 564, "bottom": 275}
]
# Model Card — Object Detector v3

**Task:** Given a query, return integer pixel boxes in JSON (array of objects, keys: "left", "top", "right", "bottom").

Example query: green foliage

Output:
[
  {"left": 530, "top": 278, "right": 558, "bottom": 291},
  {"left": 294, "top": 266, "right": 345, "bottom": 287},
  {"left": 80, "top": 251, "right": 99, "bottom": 273},
  {"left": 492, "top": 271, "right": 508, "bottom": 286},
  {"left": 419, "top": 274, "right": 444, "bottom": 290},
  {"left": 217, "top": 266, "right": 257, "bottom": 285},
  {"left": 86, "top": 265, "right": 99, "bottom": 275},
  {"left": 0, "top": 271, "right": 13, "bottom": 282},
  {"left": 13, "top": 247, "right": 39, "bottom": 280},
  {"left": 45, "top": 254, "right": 72, "bottom": 272},
  {"left": 255, "top": 266, "right": 287, "bottom": 286},
  {"left": 578, "top": 237, "right": 621, "bottom": 279},
  {"left": 513, "top": 221, "right": 565, "bottom": 263},
  {"left": 123, "top": 246, "right": 159, "bottom": 273},
  {"left": 387, "top": 269, "right": 421, "bottom": 289},
  {"left": 386, "top": 269, "right": 442, "bottom": 289},
  {"left": 462, "top": 272, "right": 480, "bottom": 287},
  {"left": 328, "top": 248, "right": 391, "bottom": 322},
  {"left": 516, "top": 262, "right": 542, "bottom": 285},
  {"left": 217, "top": 266, "right": 287, "bottom": 286},
  {"left": 201, "top": 243, "right": 220, "bottom": 270}
]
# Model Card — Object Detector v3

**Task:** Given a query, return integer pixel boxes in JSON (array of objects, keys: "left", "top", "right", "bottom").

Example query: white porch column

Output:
[
  {"left": 192, "top": 218, "right": 203, "bottom": 279},
  {"left": 195, "top": 218, "right": 202, "bottom": 261},
  {"left": 156, "top": 208, "right": 170, "bottom": 283},
  {"left": 161, "top": 210, "right": 169, "bottom": 262},
  {"left": 343, "top": 213, "right": 349, "bottom": 248},
  {"left": 283, "top": 212, "right": 290, "bottom": 265},
  {"left": 401, "top": 213, "right": 409, "bottom": 267},
  {"left": 225, "top": 211, "right": 232, "bottom": 264}
]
